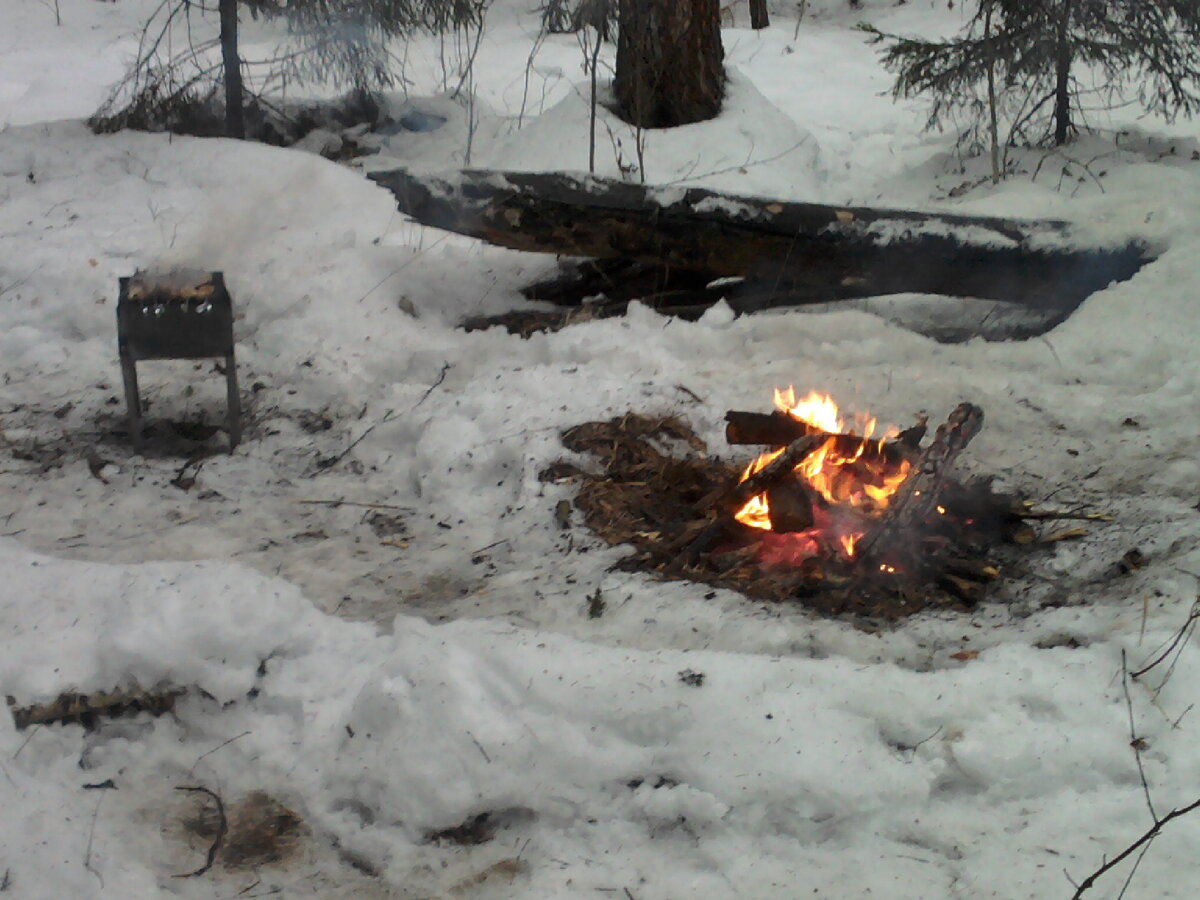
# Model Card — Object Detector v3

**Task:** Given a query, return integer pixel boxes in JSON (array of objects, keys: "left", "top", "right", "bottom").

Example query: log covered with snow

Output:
[{"left": 367, "top": 167, "right": 1153, "bottom": 311}]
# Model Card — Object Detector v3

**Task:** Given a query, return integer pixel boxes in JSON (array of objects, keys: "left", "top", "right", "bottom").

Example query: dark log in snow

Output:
[{"left": 367, "top": 167, "right": 1153, "bottom": 312}]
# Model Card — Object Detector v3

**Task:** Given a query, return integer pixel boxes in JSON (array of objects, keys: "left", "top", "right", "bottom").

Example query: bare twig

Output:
[
  {"left": 1069, "top": 649, "right": 1200, "bottom": 897},
  {"left": 1121, "top": 651, "right": 1157, "bottom": 821},
  {"left": 191, "top": 731, "right": 251, "bottom": 772},
  {"left": 410, "top": 362, "right": 451, "bottom": 412},
  {"left": 0, "top": 267, "right": 42, "bottom": 299},
  {"left": 295, "top": 499, "right": 411, "bottom": 511},
  {"left": 466, "top": 731, "right": 491, "bottom": 764},
  {"left": 173, "top": 785, "right": 226, "bottom": 878},
  {"left": 313, "top": 409, "right": 396, "bottom": 474},
  {"left": 84, "top": 792, "right": 106, "bottom": 887},
  {"left": 1129, "top": 597, "right": 1200, "bottom": 683},
  {"left": 662, "top": 137, "right": 812, "bottom": 186},
  {"left": 11, "top": 725, "right": 39, "bottom": 760},
  {"left": 1069, "top": 796, "right": 1200, "bottom": 898}
]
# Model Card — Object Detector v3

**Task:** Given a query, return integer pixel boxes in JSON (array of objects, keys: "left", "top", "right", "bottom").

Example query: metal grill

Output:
[{"left": 116, "top": 270, "right": 241, "bottom": 452}]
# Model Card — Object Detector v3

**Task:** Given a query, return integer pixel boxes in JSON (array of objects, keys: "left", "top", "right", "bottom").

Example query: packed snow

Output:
[{"left": 2, "top": 1, "right": 1200, "bottom": 897}]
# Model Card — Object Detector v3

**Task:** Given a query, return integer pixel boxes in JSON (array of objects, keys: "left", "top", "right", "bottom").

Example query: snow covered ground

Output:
[{"left": 2, "top": 1, "right": 1200, "bottom": 897}]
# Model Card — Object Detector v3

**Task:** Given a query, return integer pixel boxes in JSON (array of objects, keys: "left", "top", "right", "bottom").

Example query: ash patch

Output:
[{"left": 181, "top": 790, "right": 305, "bottom": 871}]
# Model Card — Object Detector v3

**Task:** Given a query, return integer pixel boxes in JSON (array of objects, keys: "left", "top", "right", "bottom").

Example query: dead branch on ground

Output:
[{"left": 174, "top": 785, "right": 227, "bottom": 878}]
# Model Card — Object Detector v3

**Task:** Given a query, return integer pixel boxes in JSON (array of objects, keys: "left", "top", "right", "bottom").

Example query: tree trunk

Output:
[
  {"left": 749, "top": 0, "right": 769, "bottom": 29},
  {"left": 985, "top": 3, "right": 1001, "bottom": 182},
  {"left": 368, "top": 167, "right": 1153, "bottom": 314},
  {"left": 614, "top": 0, "right": 725, "bottom": 128},
  {"left": 1053, "top": 0, "right": 1072, "bottom": 146},
  {"left": 219, "top": 0, "right": 245, "bottom": 140}
]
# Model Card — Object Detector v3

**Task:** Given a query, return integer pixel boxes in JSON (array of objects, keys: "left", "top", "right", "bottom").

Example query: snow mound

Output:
[{"left": 466, "top": 67, "right": 826, "bottom": 200}]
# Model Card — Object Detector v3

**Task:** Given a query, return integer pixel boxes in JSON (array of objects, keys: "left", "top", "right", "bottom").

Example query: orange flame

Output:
[{"left": 733, "top": 390, "right": 912, "bottom": 561}]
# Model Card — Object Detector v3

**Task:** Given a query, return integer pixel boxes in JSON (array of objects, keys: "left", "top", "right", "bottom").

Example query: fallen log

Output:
[{"left": 367, "top": 167, "right": 1153, "bottom": 312}]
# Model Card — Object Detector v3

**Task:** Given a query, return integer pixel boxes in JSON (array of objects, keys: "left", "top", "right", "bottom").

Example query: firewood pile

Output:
[{"left": 544, "top": 395, "right": 1094, "bottom": 619}]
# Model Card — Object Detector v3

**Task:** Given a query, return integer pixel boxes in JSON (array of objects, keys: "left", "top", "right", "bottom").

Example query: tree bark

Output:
[
  {"left": 985, "top": 3, "right": 1001, "bottom": 182},
  {"left": 219, "top": 0, "right": 245, "bottom": 140},
  {"left": 749, "top": 0, "right": 770, "bottom": 30},
  {"left": 615, "top": 0, "right": 725, "bottom": 128},
  {"left": 1053, "top": 0, "right": 1073, "bottom": 146},
  {"left": 368, "top": 167, "right": 1153, "bottom": 313}
]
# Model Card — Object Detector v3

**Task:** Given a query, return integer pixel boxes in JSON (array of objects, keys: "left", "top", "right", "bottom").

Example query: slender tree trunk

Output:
[
  {"left": 588, "top": 29, "right": 602, "bottom": 172},
  {"left": 1053, "top": 0, "right": 1072, "bottom": 146},
  {"left": 985, "top": 4, "right": 1001, "bottom": 182},
  {"left": 614, "top": 0, "right": 725, "bottom": 128},
  {"left": 750, "top": 0, "right": 769, "bottom": 29},
  {"left": 219, "top": 0, "right": 245, "bottom": 139}
]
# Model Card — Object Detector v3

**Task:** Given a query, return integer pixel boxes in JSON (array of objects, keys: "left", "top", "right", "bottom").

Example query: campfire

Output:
[
  {"left": 545, "top": 390, "right": 1078, "bottom": 619},
  {"left": 728, "top": 388, "right": 920, "bottom": 570}
]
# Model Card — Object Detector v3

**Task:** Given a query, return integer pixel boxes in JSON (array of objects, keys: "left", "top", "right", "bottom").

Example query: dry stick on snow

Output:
[
  {"left": 1067, "top": 652, "right": 1200, "bottom": 898},
  {"left": 190, "top": 730, "right": 252, "bottom": 774},
  {"left": 173, "top": 786, "right": 227, "bottom": 878},
  {"left": 1019, "top": 509, "right": 1114, "bottom": 522},
  {"left": 1121, "top": 651, "right": 1157, "bottom": 821},
  {"left": 311, "top": 363, "right": 451, "bottom": 474},
  {"left": 84, "top": 791, "right": 106, "bottom": 887},
  {"left": 1129, "top": 597, "right": 1200, "bottom": 684},
  {"left": 1108, "top": 651, "right": 1162, "bottom": 899},
  {"left": 1068, "top": 795, "right": 1200, "bottom": 899},
  {"left": 313, "top": 409, "right": 395, "bottom": 474},
  {"left": 295, "top": 499, "right": 411, "bottom": 511}
]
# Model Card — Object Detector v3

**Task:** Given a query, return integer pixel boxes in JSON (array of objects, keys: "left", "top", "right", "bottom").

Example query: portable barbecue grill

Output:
[{"left": 116, "top": 269, "right": 241, "bottom": 452}]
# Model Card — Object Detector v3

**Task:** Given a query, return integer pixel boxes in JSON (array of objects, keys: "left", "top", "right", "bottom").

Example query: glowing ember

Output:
[{"left": 733, "top": 390, "right": 913, "bottom": 564}]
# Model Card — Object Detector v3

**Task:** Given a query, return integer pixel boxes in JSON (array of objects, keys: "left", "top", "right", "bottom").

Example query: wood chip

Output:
[{"left": 1041, "top": 527, "right": 1089, "bottom": 543}]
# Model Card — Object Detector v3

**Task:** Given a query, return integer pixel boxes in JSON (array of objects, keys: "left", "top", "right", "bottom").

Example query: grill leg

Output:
[
  {"left": 120, "top": 353, "right": 144, "bottom": 452},
  {"left": 225, "top": 352, "right": 242, "bottom": 452}
]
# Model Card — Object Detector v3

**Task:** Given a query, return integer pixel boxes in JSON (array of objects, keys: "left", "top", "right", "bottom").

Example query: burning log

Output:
[
  {"left": 724, "top": 410, "right": 927, "bottom": 457},
  {"left": 851, "top": 402, "right": 985, "bottom": 576},
  {"left": 765, "top": 480, "right": 815, "bottom": 533},
  {"left": 368, "top": 167, "right": 1153, "bottom": 313},
  {"left": 668, "top": 432, "right": 826, "bottom": 570},
  {"left": 706, "top": 433, "right": 826, "bottom": 514}
]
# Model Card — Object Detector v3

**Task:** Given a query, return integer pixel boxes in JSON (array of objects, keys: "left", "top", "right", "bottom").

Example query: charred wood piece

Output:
[
  {"left": 766, "top": 480, "right": 815, "bottom": 533},
  {"left": 853, "top": 402, "right": 985, "bottom": 570},
  {"left": 724, "top": 409, "right": 918, "bottom": 464},
  {"left": 704, "top": 433, "right": 826, "bottom": 514},
  {"left": 669, "top": 433, "right": 825, "bottom": 572}
]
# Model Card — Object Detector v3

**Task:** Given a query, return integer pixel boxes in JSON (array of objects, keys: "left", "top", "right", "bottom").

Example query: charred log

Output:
[
  {"left": 723, "top": 410, "right": 921, "bottom": 466},
  {"left": 367, "top": 167, "right": 1153, "bottom": 313},
  {"left": 766, "top": 479, "right": 814, "bottom": 532},
  {"left": 853, "top": 402, "right": 985, "bottom": 572},
  {"left": 704, "top": 432, "right": 825, "bottom": 513}
]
